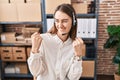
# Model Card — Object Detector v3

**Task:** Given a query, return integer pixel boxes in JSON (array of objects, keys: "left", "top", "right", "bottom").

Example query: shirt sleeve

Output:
[
  {"left": 67, "top": 57, "right": 82, "bottom": 80},
  {"left": 27, "top": 42, "right": 47, "bottom": 77}
]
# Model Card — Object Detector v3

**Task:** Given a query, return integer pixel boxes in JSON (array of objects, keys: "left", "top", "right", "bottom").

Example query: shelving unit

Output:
[
  {"left": 2, "top": 61, "right": 33, "bottom": 79},
  {"left": 0, "top": 0, "right": 45, "bottom": 80},
  {"left": 0, "top": 0, "right": 99, "bottom": 80},
  {"left": 4, "top": 73, "right": 32, "bottom": 78}
]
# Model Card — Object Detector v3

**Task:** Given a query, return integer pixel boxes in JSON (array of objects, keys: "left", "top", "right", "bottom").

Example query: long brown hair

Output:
[{"left": 48, "top": 3, "right": 77, "bottom": 40}]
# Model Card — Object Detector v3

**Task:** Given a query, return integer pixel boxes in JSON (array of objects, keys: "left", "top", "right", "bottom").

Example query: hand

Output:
[
  {"left": 73, "top": 38, "right": 84, "bottom": 57},
  {"left": 31, "top": 32, "right": 42, "bottom": 53}
]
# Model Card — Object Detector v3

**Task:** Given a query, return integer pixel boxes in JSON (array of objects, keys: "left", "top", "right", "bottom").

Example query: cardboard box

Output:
[
  {"left": 1, "top": 53, "right": 13, "bottom": 61},
  {"left": 15, "top": 63, "right": 28, "bottom": 74},
  {"left": 10, "top": 0, "right": 24, "bottom": 3},
  {"left": 15, "top": 35, "right": 26, "bottom": 44},
  {"left": 82, "top": 61, "right": 95, "bottom": 77},
  {"left": 25, "top": 38, "right": 31, "bottom": 44},
  {"left": 72, "top": 3, "right": 88, "bottom": 14},
  {"left": 0, "top": 32, "right": 16, "bottom": 43},
  {"left": 0, "top": 0, "right": 9, "bottom": 3},
  {"left": 13, "top": 47, "right": 26, "bottom": 61},
  {"left": 22, "top": 27, "right": 40, "bottom": 38},
  {"left": 82, "top": 44, "right": 86, "bottom": 56},
  {"left": 0, "top": 47, "right": 13, "bottom": 61},
  {"left": 0, "top": 47, "right": 13, "bottom": 53},
  {"left": 13, "top": 53, "right": 26, "bottom": 61},
  {"left": 0, "top": 0, "right": 41, "bottom": 22},
  {"left": 27, "top": 47, "right": 31, "bottom": 57},
  {"left": 0, "top": 3, "right": 18, "bottom": 22},
  {"left": 17, "top": 3, "right": 41, "bottom": 22},
  {"left": 46, "top": 0, "right": 71, "bottom": 14}
]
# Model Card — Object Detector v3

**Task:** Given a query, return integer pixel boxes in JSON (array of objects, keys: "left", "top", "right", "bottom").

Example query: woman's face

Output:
[{"left": 54, "top": 11, "right": 72, "bottom": 35}]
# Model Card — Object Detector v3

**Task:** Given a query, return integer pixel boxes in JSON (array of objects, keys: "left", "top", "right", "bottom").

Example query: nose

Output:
[{"left": 57, "top": 22, "right": 64, "bottom": 29}]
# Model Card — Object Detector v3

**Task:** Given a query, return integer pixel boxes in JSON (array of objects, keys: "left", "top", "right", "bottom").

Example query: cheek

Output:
[
  {"left": 55, "top": 22, "right": 72, "bottom": 31},
  {"left": 55, "top": 24, "right": 59, "bottom": 30},
  {"left": 66, "top": 23, "right": 72, "bottom": 31}
]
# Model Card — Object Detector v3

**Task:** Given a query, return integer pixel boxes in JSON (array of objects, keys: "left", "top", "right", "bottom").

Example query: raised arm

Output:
[{"left": 27, "top": 32, "right": 47, "bottom": 77}]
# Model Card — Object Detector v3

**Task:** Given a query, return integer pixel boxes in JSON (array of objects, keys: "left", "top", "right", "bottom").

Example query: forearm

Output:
[
  {"left": 67, "top": 57, "right": 82, "bottom": 80},
  {"left": 27, "top": 52, "right": 46, "bottom": 77}
]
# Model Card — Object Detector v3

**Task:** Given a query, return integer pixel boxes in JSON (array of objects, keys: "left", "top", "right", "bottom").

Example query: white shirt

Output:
[{"left": 27, "top": 33, "right": 82, "bottom": 80}]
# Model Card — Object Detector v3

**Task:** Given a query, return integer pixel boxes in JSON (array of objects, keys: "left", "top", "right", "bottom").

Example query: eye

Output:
[
  {"left": 62, "top": 20, "right": 68, "bottom": 23},
  {"left": 54, "top": 19, "right": 59, "bottom": 23}
]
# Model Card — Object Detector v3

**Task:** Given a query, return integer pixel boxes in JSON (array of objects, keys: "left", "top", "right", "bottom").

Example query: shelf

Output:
[
  {"left": 82, "top": 38, "right": 97, "bottom": 40},
  {"left": 0, "top": 43, "right": 31, "bottom": 47},
  {"left": 82, "top": 57, "right": 96, "bottom": 60},
  {"left": 80, "top": 77, "right": 94, "bottom": 80},
  {"left": 0, "top": 22, "right": 42, "bottom": 24},
  {"left": 76, "top": 14, "right": 97, "bottom": 18},
  {"left": 4, "top": 73, "right": 33, "bottom": 78},
  {"left": 46, "top": 13, "right": 97, "bottom": 18}
]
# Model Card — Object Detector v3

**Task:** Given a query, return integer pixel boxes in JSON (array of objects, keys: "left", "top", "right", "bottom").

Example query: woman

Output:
[{"left": 27, "top": 3, "right": 84, "bottom": 80}]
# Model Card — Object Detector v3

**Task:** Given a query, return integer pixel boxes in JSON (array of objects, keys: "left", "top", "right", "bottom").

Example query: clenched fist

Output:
[
  {"left": 73, "top": 38, "right": 84, "bottom": 57},
  {"left": 31, "top": 32, "right": 42, "bottom": 53}
]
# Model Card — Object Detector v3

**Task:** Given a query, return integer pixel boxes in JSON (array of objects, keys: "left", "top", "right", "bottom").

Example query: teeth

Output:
[{"left": 62, "top": 33, "right": 67, "bottom": 35}]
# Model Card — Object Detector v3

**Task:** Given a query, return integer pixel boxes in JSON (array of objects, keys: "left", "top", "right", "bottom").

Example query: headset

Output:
[
  {"left": 72, "top": 12, "right": 76, "bottom": 26},
  {"left": 65, "top": 5, "right": 76, "bottom": 26},
  {"left": 55, "top": 4, "right": 77, "bottom": 27}
]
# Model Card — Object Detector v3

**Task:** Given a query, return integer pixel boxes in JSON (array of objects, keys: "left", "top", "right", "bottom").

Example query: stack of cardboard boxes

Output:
[
  {"left": 0, "top": 0, "right": 41, "bottom": 22},
  {"left": 0, "top": 47, "right": 26, "bottom": 61},
  {"left": 0, "top": 46, "right": 28, "bottom": 74},
  {"left": 46, "top": 0, "right": 88, "bottom": 14}
]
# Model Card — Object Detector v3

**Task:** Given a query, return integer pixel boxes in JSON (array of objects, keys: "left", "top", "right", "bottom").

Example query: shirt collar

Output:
[{"left": 53, "top": 34, "right": 72, "bottom": 45}]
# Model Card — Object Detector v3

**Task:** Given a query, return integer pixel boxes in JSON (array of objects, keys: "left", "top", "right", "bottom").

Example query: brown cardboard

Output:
[
  {"left": 82, "top": 61, "right": 95, "bottom": 77},
  {"left": 46, "top": 0, "right": 71, "bottom": 14},
  {"left": 15, "top": 35, "right": 26, "bottom": 44},
  {"left": 15, "top": 63, "right": 28, "bottom": 74},
  {"left": 17, "top": 3, "right": 41, "bottom": 22},
  {"left": 0, "top": 32, "right": 16, "bottom": 43},
  {"left": 0, "top": 0, "right": 9, "bottom": 3},
  {"left": 22, "top": 27, "right": 40, "bottom": 38},
  {"left": 72, "top": 3, "right": 88, "bottom": 14},
  {"left": 27, "top": 47, "right": 31, "bottom": 57},
  {"left": 0, "top": 3, "right": 18, "bottom": 22},
  {"left": 0, "top": 47, "right": 13, "bottom": 61},
  {"left": 13, "top": 47, "right": 26, "bottom": 61},
  {"left": 82, "top": 44, "right": 86, "bottom": 56},
  {"left": 0, "top": 0, "right": 41, "bottom": 22},
  {"left": 1, "top": 53, "right": 13, "bottom": 61},
  {"left": 0, "top": 47, "right": 13, "bottom": 53},
  {"left": 10, "top": 0, "right": 24, "bottom": 3},
  {"left": 25, "top": 38, "right": 31, "bottom": 44}
]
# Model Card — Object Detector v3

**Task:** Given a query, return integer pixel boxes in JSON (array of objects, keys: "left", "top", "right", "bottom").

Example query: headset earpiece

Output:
[{"left": 72, "top": 12, "right": 76, "bottom": 26}]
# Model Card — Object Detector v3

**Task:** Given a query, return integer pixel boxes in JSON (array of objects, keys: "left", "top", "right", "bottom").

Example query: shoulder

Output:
[{"left": 40, "top": 33, "right": 55, "bottom": 40}]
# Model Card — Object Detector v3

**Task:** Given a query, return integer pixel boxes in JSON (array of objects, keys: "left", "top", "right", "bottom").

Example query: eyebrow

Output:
[{"left": 54, "top": 18, "right": 69, "bottom": 21}]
